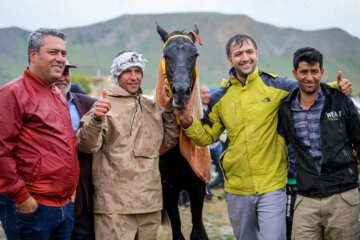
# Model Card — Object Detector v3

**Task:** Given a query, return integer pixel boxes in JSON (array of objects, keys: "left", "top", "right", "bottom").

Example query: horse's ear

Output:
[
  {"left": 156, "top": 23, "right": 170, "bottom": 43},
  {"left": 188, "top": 24, "right": 199, "bottom": 43}
]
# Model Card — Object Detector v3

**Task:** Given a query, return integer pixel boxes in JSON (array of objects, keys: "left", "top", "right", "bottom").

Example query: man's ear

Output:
[
  {"left": 227, "top": 57, "right": 233, "bottom": 66},
  {"left": 29, "top": 49, "right": 37, "bottom": 64},
  {"left": 292, "top": 69, "right": 297, "bottom": 79}
]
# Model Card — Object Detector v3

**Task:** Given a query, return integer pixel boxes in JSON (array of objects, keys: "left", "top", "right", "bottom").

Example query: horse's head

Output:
[{"left": 157, "top": 24, "right": 200, "bottom": 110}]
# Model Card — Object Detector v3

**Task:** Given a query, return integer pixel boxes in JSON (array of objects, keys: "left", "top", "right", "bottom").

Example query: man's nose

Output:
[
  {"left": 305, "top": 73, "right": 313, "bottom": 80},
  {"left": 55, "top": 53, "right": 66, "bottom": 64},
  {"left": 130, "top": 71, "right": 137, "bottom": 79},
  {"left": 241, "top": 53, "right": 250, "bottom": 61}
]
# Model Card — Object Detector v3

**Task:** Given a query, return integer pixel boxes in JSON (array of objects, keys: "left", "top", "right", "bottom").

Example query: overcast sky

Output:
[{"left": 1, "top": 0, "right": 359, "bottom": 39}]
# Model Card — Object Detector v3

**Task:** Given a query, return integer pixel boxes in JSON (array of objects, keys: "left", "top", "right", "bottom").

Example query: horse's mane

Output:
[{"left": 169, "top": 30, "right": 186, "bottom": 36}]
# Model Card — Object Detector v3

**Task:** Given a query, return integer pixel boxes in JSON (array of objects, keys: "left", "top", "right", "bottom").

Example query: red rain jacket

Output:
[{"left": 0, "top": 68, "right": 79, "bottom": 207}]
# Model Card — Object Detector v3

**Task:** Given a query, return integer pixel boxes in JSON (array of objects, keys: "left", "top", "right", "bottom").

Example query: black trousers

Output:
[{"left": 71, "top": 188, "right": 95, "bottom": 240}]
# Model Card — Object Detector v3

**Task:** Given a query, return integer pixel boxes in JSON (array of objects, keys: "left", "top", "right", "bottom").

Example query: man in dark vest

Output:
[{"left": 55, "top": 60, "right": 97, "bottom": 240}]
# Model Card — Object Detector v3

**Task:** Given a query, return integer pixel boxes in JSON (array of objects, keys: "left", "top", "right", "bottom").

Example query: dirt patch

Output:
[
  {"left": 0, "top": 223, "right": 5, "bottom": 240},
  {"left": 157, "top": 188, "right": 235, "bottom": 239}
]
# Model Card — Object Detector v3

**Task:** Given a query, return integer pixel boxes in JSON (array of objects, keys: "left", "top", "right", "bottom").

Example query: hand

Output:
[
  {"left": 71, "top": 190, "right": 76, "bottom": 203},
  {"left": 94, "top": 89, "right": 111, "bottom": 119},
  {"left": 162, "top": 85, "right": 173, "bottom": 111},
  {"left": 338, "top": 71, "right": 352, "bottom": 96},
  {"left": 174, "top": 104, "right": 192, "bottom": 125},
  {"left": 15, "top": 196, "right": 38, "bottom": 214}
]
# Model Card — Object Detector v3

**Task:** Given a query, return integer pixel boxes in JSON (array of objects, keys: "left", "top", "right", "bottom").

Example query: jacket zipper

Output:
[
  {"left": 129, "top": 95, "right": 142, "bottom": 136},
  {"left": 231, "top": 102, "right": 237, "bottom": 125},
  {"left": 51, "top": 86, "right": 76, "bottom": 198}
]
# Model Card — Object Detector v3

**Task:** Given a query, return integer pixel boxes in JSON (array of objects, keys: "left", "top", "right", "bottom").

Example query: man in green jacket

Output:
[{"left": 175, "top": 34, "right": 352, "bottom": 240}]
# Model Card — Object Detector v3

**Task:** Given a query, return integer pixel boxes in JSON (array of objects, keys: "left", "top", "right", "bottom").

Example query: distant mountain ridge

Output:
[{"left": 1, "top": 12, "right": 360, "bottom": 94}]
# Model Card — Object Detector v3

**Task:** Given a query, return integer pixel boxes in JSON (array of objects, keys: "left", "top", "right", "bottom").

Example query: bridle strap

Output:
[
  {"left": 188, "top": 30, "right": 203, "bottom": 46},
  {"left": 163, "top": 35, "right": 194, "bottom": 49}
]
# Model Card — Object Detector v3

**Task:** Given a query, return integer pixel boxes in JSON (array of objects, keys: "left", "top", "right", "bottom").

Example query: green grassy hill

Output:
[{"left": 1, "top": 13, "right": 360, "bottom": 94}]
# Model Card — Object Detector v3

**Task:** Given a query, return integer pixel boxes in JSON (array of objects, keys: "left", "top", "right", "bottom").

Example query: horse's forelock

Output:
[{"left": 169, "top": 30, "right": 186, "bottom": 36}]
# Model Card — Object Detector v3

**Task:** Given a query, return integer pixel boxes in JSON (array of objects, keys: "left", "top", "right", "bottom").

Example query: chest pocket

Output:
[{"left": 133, "top": 116, "right": 161, "bottom": 158}]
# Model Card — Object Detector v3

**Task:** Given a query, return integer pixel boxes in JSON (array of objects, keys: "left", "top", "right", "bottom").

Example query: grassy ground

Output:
[
  {"left": 0, "top": 223, "right": 4, "bottom": 240},
  {"left": 1, "top": 187, "right": 359, "bottom": 240},
  {"left": 0, "top": 188, "right": 233, "bottom": 240}
]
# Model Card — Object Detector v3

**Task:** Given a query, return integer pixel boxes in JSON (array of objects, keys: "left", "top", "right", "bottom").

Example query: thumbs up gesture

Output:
[
  {"left": 94, "top": 89, "right": 111, "bottom": 119},
  {"left": 337, "top": 71, "right": 352, "bottom": 96}
]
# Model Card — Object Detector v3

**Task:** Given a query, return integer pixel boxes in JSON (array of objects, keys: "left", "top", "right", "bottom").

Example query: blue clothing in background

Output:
[{"left": 68, "top": 93, "right": 81, "bottom": 133}]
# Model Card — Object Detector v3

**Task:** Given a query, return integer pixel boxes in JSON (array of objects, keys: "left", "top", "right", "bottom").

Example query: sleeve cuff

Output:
[
  {"left": 181, "top": 117, "right": 193, "bottom": 129},
  {"left": 14, "top": 187, "right": 31, "bottom": 204}
]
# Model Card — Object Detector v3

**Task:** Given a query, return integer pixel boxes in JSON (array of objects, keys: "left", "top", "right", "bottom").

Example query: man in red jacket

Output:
[{"left": 0, "top": 28, "right": 79, "bottom": 240}]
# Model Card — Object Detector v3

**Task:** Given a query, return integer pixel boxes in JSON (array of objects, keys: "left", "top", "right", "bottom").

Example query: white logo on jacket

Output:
[{"left": 326, "top": 111, "right": 342, "bottom": 120}]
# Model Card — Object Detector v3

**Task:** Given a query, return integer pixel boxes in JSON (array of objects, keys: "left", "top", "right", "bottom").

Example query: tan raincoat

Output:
[{"left": 76, "top": 84, "right": 179, "bottom": 214}]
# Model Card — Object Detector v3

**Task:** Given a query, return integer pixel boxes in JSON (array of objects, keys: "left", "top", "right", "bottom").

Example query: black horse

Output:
[{"left": 157, "top": 24, "right": 209, "bottom": 240}]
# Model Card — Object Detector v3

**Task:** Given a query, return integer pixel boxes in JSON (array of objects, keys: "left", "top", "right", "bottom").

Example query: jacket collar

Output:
[
  {"left": 228, "top": 67, "right": 259, "bottom": 86},
  {"left": 107, "top": 84, "right": 142, "bottom": 98},
  {"left": 24, "top": 68, "right": 56, "bottom": 91}
]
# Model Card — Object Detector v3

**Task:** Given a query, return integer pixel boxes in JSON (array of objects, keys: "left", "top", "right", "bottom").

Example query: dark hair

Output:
[
  {"left": 293, "top": 47, "right": 323, "bottom": 70},
  {"left": 225, "top": 34, "right": 257, "bottom": 58},
  {"left": 27, "top": 28, "right": 66, "bottom": 64}
]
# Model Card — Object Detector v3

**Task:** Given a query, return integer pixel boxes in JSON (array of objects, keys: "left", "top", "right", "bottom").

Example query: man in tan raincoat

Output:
[{"left": 76, "top": 51, "right": 179, "bottom": 240}]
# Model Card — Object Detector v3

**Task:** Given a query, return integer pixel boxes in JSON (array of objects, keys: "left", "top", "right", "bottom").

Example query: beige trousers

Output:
[
  {"left": 292, "top": 188, "right": 360, "bottom": 240},
  {"left": 94, "top": 211, "right": 161, "bottom": 240}
]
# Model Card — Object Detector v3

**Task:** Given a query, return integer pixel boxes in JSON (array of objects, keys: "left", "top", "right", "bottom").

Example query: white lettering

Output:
[
  {"left": 326, "top": 112, "right": 338, "bottom": 118},
  {"left": 326, "top": 111, "right": 341, "bottom": 120}
]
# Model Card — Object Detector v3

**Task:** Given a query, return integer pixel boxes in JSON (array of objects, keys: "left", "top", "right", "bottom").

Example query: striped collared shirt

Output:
[{"left": 291, "top": 88, "right": 325, "bottom": 173}]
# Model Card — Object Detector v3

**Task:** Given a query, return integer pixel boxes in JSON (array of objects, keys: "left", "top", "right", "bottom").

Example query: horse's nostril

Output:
[
  {"left": 172, "top": 87, "right": 177, "bottom": 94},
  {"left": 186, "top": 88, "right": 191, "bottom": 96}
]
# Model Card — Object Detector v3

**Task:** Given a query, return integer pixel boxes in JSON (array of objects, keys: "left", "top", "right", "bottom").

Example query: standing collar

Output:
[
  {"left": 228, "top": 67, "right": 259, "bottom": 85},
  {"left": 24, "top": 68, "right": 55, "bottom": 91}
]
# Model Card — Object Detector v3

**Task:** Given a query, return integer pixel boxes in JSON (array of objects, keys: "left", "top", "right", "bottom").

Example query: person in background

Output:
[
  {"left": 0, "top": 28, "right": 78, "bottom": 239},
  {"left": 76, "top": 51, "right": 179, "bottom": 239},
  {"left": 55, "top": 60, "right": 97, "bottom": 240},
  {"left": 174, "top": 34, "right": 352, "bottom": 240},
  {"left": 70, "top": 82, "right": 87, "bottom": 95},
  {"left": 278, "top": 47, "right": 360, "bottom": 240}
]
